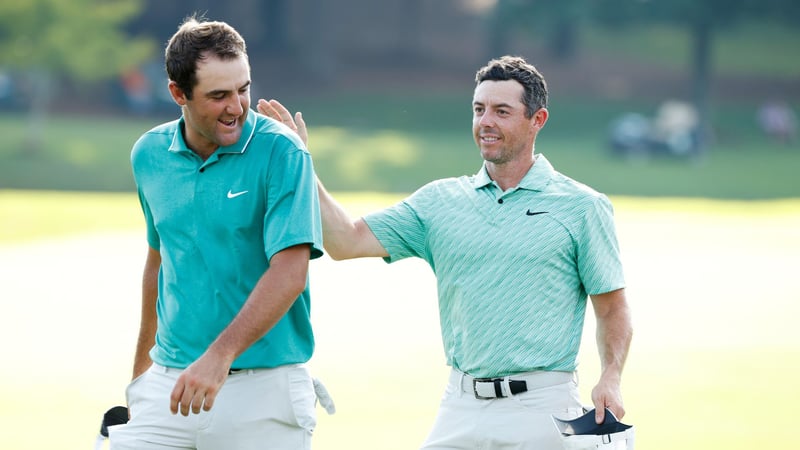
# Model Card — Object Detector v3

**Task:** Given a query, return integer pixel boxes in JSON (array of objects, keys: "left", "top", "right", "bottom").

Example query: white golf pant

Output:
[
  {"left": 420, "top": 368, "right": 585, "bottom": 450},
  {"left": 109, "top": 363, "right": 323, "bottom": 450}
]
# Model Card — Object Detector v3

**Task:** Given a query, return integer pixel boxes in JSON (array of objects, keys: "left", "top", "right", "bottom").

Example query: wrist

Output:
[{"left": 204, "top": 342, "right": 237, "bottom": 368}]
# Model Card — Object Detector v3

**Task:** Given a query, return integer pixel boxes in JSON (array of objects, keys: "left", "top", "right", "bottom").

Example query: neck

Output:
[
  {"left": 180, "top": 123, "right": 217, "bottom": 161},
  {"left": 192, "top": 147, "right": 217, "bottom": 162},
  {"left": 486, "top": 155, "right": 536, "bottom": 191}
]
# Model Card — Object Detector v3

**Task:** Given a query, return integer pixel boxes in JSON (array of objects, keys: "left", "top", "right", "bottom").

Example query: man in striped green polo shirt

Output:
[{"left": 259, "top": 55, "right": 632, "bottom": 450}]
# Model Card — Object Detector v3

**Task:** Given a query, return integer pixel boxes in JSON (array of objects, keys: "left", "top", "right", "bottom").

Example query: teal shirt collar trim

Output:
[
  {"left": 168, "top": 109, "right": 257, "bottom": 156},
  {"left": 472, "top": 153, "right": 555, "bottom": 192}
]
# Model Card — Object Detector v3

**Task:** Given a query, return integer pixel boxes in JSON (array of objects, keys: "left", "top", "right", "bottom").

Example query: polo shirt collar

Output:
[
  {"left": 169, "top": 109, "right": 257, "bottom": 156},
  {"left": 472, "top": 153, "right": 555, "bottom": 192}
]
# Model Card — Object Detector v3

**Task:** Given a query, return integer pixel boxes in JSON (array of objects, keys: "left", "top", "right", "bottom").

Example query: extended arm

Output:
[
  {"left": 170, "top": 244, "right": 311, "bottom": 416},
  {"left": 316, "top": 183, "right": 388, "bottom": 260},
  {"left": 132, "top": 246, "right": 160, "bottom": 380},
  {"left": 257, "top": 98, "right": 388, "bottom": 260},
  {"left": 589, "top": 288, "right": 632, "bottom": 423}
]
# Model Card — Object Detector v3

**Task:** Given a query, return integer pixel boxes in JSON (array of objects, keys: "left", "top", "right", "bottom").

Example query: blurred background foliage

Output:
[{"left": 0, "top": 0, "right": 798, "bottom": 198}]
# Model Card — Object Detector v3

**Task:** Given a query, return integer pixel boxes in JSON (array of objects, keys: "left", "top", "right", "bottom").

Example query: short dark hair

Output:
[
  {"left": 164, "top": 15, "right": 247, "bottom": 100},
  {"left": 475, "top": 56, "right": 548, "bottom": 118}
]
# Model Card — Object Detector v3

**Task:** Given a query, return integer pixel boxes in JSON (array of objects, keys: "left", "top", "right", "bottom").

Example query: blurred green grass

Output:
[
  {"left": 2, "top": 22, "right": 798, "bottom": 198},
  {"left": 586, "top": 22, "right": 800, "bottom": 77},
  {"left": 0, "top": 190, "right": 142, "bottom": 243},
  {"left": 1, "top": 191, "right": 798, "bottom": 449},
  {"left": 1, "top": 94, "right": 799, "bottom": 198}
]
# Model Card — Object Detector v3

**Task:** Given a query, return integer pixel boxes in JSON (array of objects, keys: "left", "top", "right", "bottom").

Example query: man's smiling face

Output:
[
  {"left": 174, "top": 53, "right": 251, "bottom": 157},
  {"left": 472, "top": 79, "right": 539, "bottom": 166}
]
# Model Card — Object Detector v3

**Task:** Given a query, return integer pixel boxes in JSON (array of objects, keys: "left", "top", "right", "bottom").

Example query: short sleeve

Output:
[{"left": 576, "top": 194, "right": 626, "bottom": 295}]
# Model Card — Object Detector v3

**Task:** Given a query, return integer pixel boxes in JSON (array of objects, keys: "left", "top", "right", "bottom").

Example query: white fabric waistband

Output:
[
  {"left": 453, "top": 368, "right": 576, "bottom": 399},
  {"left": 150, "top": 363, "right": 302, "bottom": 376}
]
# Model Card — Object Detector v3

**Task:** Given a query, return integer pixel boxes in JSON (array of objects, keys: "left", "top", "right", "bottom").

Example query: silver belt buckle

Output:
[{"left": 472, "top": 377, "right": 500, "bottom": 399}]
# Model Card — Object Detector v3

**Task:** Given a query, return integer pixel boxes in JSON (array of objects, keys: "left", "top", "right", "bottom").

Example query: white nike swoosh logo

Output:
[{"left": 227, "top": 190, "right": 249, "bottom": 199}]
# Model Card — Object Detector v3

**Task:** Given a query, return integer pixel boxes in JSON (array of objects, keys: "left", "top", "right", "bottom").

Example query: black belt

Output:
[
  {"left": 228, "top": 368, "right": 244, "bottom": 375},
  {"left": 472, "top": 377, "right": 528, "bottom": 399}
]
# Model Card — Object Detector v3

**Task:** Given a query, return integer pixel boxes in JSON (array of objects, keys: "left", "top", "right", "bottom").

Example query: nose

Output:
[
  {"left": 478, "top": 111, "right": 494, "bottom": 127},
  {"left": 227, "top": 95, "right": 245, "bottom": 116}
]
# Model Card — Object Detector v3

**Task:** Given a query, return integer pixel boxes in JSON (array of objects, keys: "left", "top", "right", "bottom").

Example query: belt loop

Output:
[
  {"left": 501, "top": 376, "right": 512, "bottom": 398},
  {"left": 457, "top": 371, "right": 465, "bottom": 398}
]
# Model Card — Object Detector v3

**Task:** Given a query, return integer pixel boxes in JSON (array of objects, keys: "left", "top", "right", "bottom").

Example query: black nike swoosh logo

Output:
[{"left": 526, "top": 210, "right": 548, "bottom": 216}]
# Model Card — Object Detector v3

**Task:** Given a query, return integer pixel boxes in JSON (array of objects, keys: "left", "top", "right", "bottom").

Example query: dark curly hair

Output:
[
  {"left": 475, "top": 56, "right": 548, "bottom": 118},
  {"left": 164, "top": 15, "right": 247, "bottom": 100}
]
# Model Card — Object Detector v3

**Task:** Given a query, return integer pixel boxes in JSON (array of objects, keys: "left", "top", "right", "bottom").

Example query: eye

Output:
[{"left": 473, "top": 106, "right": 484, "bottom": 114}]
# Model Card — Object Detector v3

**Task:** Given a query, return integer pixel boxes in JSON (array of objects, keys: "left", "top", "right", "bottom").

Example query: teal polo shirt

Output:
[
  {"left": 131, "top": 109, "right": 323, "bottom": 369},
  {"left": 363, "top": 154, "right": 625, "bottom": 378}
]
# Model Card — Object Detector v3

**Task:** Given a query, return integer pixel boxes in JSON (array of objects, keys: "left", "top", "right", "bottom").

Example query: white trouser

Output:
[
  {"left": 420, "top": 368, "right": 585, "bottom": 450},
  {"left": 109, "top": 363, "right": 330, "bottom": 450}
]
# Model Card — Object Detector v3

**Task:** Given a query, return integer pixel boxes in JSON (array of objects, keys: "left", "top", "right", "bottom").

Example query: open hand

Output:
[
  {"left": 257, "top": 99, "right": 308, "bottom": 146},
  {"left": 170, "top": 353, "right": 231, "bottom": 416}
]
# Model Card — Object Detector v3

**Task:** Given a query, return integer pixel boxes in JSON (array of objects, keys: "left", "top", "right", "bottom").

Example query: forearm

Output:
[
  {"left": 133, "top": 247, "right": 160, "bottom": 379},
  {"left": 594, "top": 291, "right": 632, "bottom": 381},
  {"left": 133, "top": 323, "right": 155, "bottom": 379},
  {"left": 317, "top": 178, "right": 358, "bottom": 258},
  {"left": 589, "top": 289, "right": 632, "bottom": 420},
  {"left": 317, "top": 178, "right": 387, "bottom": 260}
]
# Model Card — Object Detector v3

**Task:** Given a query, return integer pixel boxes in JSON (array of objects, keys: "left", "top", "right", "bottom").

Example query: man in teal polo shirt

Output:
[
  {"left": 110, "top": 17, "right": 331, "bottom": 450},
  {"left": 259, "top": 55, "right": 632, "bottom": 449}
]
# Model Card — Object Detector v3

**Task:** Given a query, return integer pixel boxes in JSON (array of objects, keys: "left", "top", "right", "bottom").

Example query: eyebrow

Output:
[
  {"left": 206, "top": 80, "right": 251, "bottom": 98},
  {"left": 473, "top": 100, "right": 516, "bottom": 110}
]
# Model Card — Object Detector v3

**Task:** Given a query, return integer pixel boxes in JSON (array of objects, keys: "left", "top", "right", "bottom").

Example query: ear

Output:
[
  {"left": 167, "top": 81, "right": 188, "bottom": 106},
  {"left": 532, "top": 107, "right": 549, "bottom": 129}
]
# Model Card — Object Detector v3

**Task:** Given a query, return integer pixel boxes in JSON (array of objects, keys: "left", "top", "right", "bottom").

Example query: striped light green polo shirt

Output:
[{"left": 363, "top": 154, "right": 625, "bottom": 378}]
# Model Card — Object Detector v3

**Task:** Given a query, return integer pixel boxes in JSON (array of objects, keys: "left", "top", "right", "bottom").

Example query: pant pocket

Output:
[
  {"left": 287, "top": 366, "right": 318, "bottom": 433},
  {"left": 124, "top": 369, "right": 150, "bottom": 412},
  {"left": 514, "top": 380, "right": 583, "bottom": 415}
]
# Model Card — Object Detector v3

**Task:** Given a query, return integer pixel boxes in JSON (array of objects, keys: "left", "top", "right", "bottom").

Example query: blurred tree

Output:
[
  {"left": 0, "top": 0, "right": 154, "bottom": 153},
  {"left": 487, "top": 0, "right": 588, "bottom": 61},
  {"left": 487, "top": 0, "right": 800, "bottom": 152},
  {"left": 125, "top": 0, "right": 338, "bottom": 84},
  {"left": 594, "top": 0, "right": 800, "bottom": 152}
]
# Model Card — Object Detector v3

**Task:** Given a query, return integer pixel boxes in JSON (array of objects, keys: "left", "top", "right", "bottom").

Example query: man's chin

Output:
[
  {"left": 479, "top": 148, "right": 496, "bottom": 161},
  {"left": 218, "top": 130, "right": 242, "bottom": 148}
]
